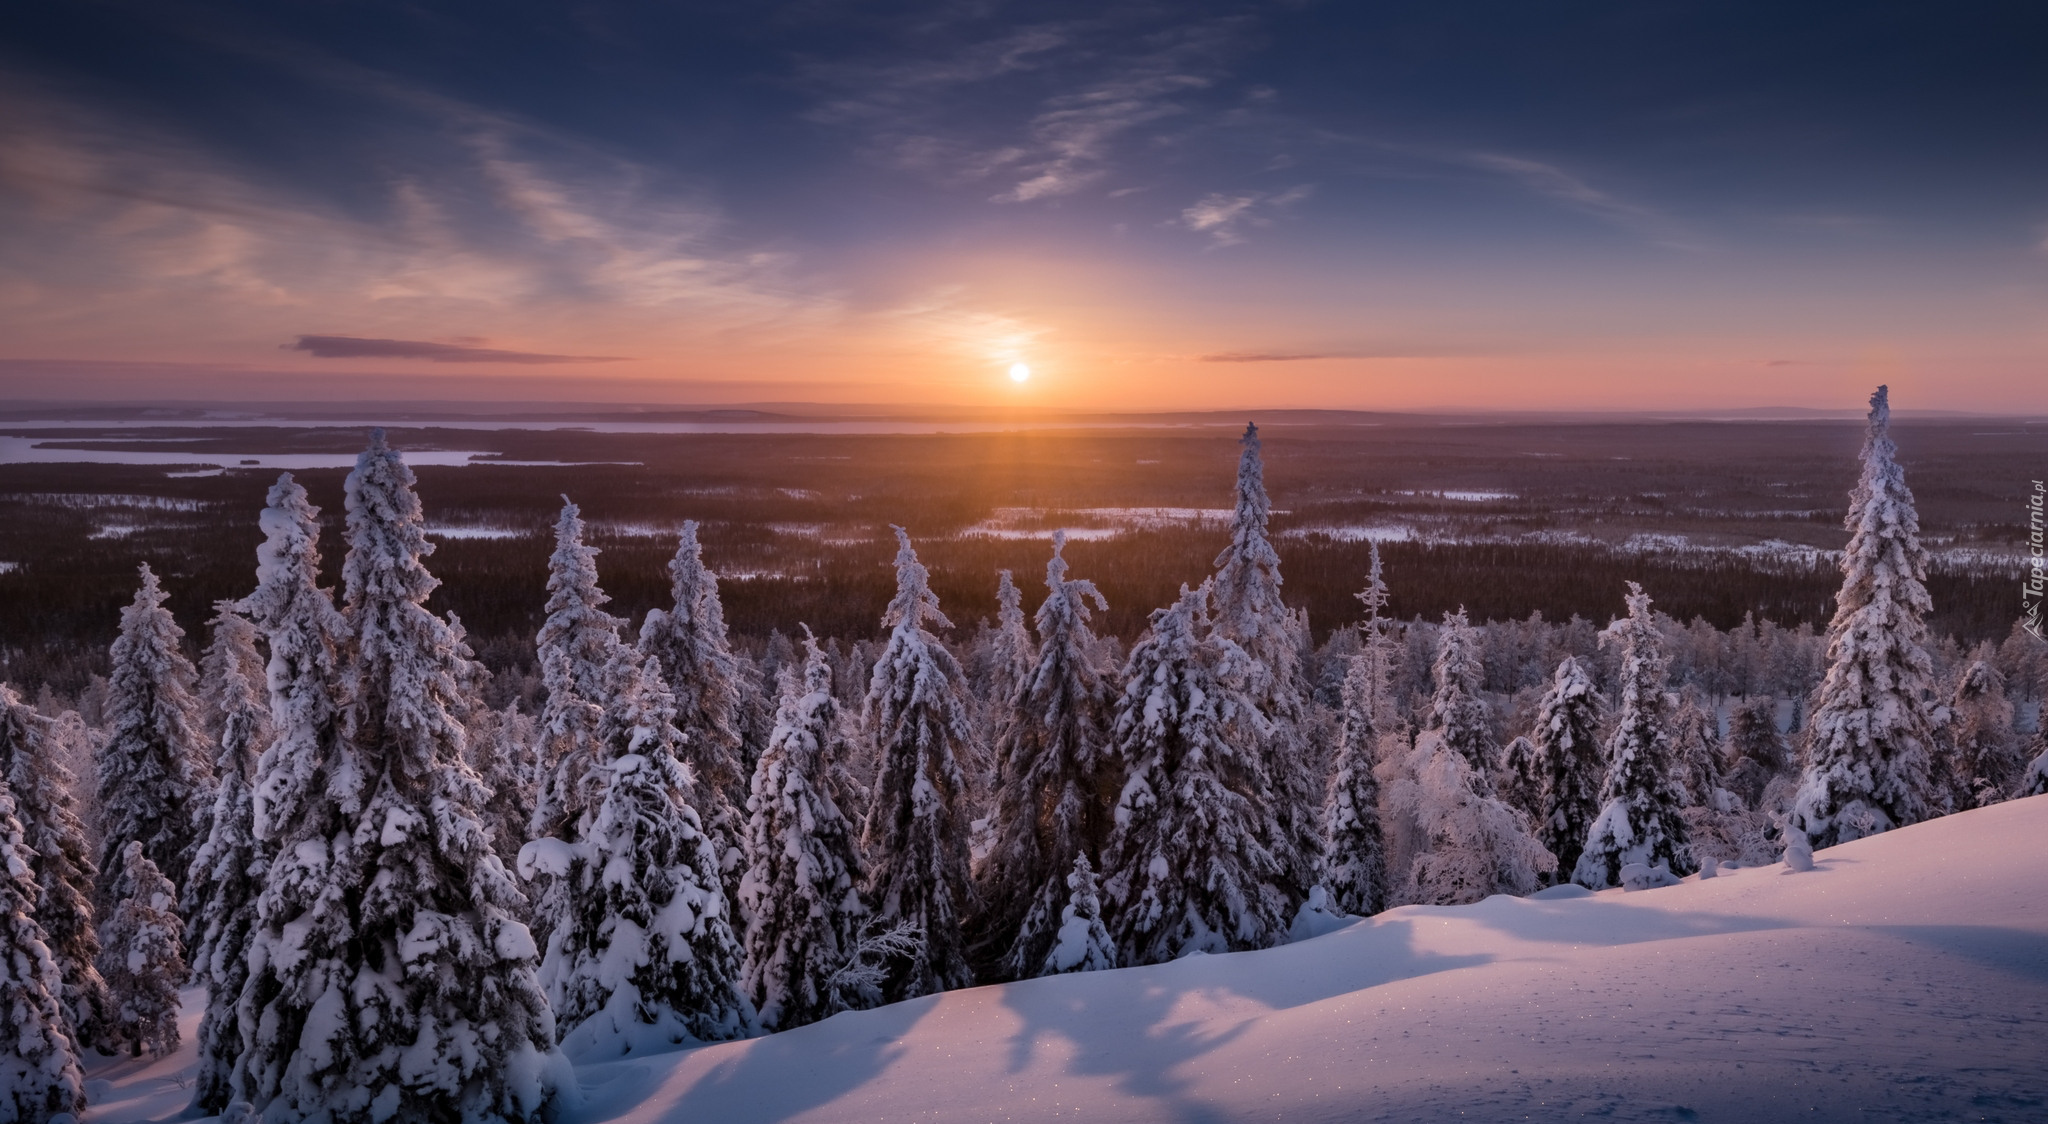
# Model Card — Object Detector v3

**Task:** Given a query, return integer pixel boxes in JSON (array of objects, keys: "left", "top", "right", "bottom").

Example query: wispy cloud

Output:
[
  {"left": 286, "top": 336, "right": 629, "bottom": 363},
  {"left": 1179, "top": 185, "right": 1312, "bottom": 246},
  {"left": 1461, "top": 152, "right": 1701, "bottom": 250},
  {"left": 803, "top": 10, "right": 1250, "bottom": 205},
  {"left": 0, "top": 73, "right": 841, "bottom": 359},
  {"left": 1200, "top": 351, "right": 1347, "bottom": 363}
]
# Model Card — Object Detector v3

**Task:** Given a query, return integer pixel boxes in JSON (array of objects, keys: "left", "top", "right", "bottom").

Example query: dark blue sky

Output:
[{"left": 3, "top": 1, "right": 2044, "bottom": 408}]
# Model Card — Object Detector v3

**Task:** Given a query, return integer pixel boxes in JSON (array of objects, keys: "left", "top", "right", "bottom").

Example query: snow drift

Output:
[{"left": 90, "top": 794, "right": 2048, "bottom": 1124}]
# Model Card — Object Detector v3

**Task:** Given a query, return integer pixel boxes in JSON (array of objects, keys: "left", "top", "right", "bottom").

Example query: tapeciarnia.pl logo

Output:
[{"left": 2026, "top": 479, "right": 2045, "bottom": 641}]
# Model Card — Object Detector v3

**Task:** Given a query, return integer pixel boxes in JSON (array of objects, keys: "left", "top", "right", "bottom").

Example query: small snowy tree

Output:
[
  {"left": 523, "top": 652, "right": 751, "bottom": 1056},
  {"left": 1321, "top": 653, "right": 1388, "bottom": 916},
  {"left": 1428, "top": 608, "right": 1493, "bottom": 781},
  {"left": 1573, "top": 583, "right": 1695, "bottom": 889},
  {"left": 860, "top": 528, "right": 977, "bottom": 998},
  {"left": 1040, "top": 854, "right": 1116, "bottom": 975},
  {"left": 236, "top": 434, "right": 561, "bottom": 1123},
  {"left": 1531, "top": 657, "right": 1605, "bottom": 882},
  {"left": 0, "top": 688, "right": 107, "bottom": 1049},
  {"left": 472, "top": 703, "right": 541, "bottom": 873},
  {"left": 533, "top": 498, "right": 627, "bottom": 840},
  {"left": 199, "top": 604, "right": 271, "bottom": 744},
  {"left": 977, "top": 532, "right": 1118, "bottom": 981},
  {"left": 182, "top": 609, "right": 270, "bottom": 1113},
  {"left": 739, "top": 628, "right": 869, "bottom": 1031},
  {"left": 1103, "top": 583, "right": 1289, "bottom": 965},
  {"left": 1792, "top": 386, "right": 1939, "bottom": 848},
  {"left": 1496, "top": 736, "right": 1543, "bottom": 819},
  {"left": 1389, "top": 732, "right": 1553, "bottom": 906},
  {"left": 638, "top": 520, "right": 749, "bottom": 899},
  {"left": 1944, "top": 660, "right": 2020, "bottom": 810},
  {"left": 0, "top": 774, "right": 86, "bottom": 1124},
  {"left": 1668, "top": 690, "right": 1723, "bottom": 807},
  {"left": 97, "top": 563, "right": 214, "bottom": 897},
  {"left": 95, "top": 842, "right": 185, "bottom": 1058},
  {"left": 2023, "top": 732, "right": 2048, "bottom": 798},
  {"left": 980, "top": 569, "right": 1037, "bottom": 710},
  {"left": 1208, "top": 422, "right": 1317, "bottom": 903},
  {"left": 1354, "top": 542, "right": 1401, "bottom": 731}
]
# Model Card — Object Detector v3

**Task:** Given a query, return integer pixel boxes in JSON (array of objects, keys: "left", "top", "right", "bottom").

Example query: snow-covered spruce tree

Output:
[
  {"left": 199, "top": 603, "right": 272, "bottom": 746},
  {"left": 1496, "top": 736, "right": 1543, "bottom": 819},
  {"left": 1103, "top": 583, "right": 1288, "bottom": 965},
  {"left": 523, "top": 651, "right": 750, "bottom": 1055},
  {"left": 1320, "top": 653, "right": 1388, "bottom": 917},
  {"left": 1668, "top": 690, "right": 1723, "bottom": 807},
  {"left": 97, "top": 563, "right": 214, "bottom": 898},
  {"left": 1428, "top": 607, "right": 1494, "bottom": 782},
  {"left": 236, "top": 434, "right": 561, "bottom": 1123},
  {"left": 1388, "top": 732, "right": 1553, "bottom": 906},
  {"left": 0, "top": 686, "right": 107, "bottom": 1049},
  {"left": 95, "top": 841, "right": 185, "bottom": 1058},
  {"left": 1573, "top": 583, "right": 1695, "bottom": 890},
  {"left": 0, "top": 773, "right": 86, "bottom": 1124},
  {"left": 2024, "top": 731, "right": 2048, "bottom": 798},
  {"left": 1208, "top": 422, "right": 1316, "bottom": 904},
  {"left": 533, "top": 498, "right": 627, "bottom": 841},
  {"left": 1041, "top": 854, "right": 1116, "bottom": 975},
  {"left": 638, "top": 520, "right": 748, "bottom": 894},
  {"left": 183, "top": 603, "right": 271, "bottom": 1113},
  {"left": 982, "top": 568, "right": 1036, "bottom": 711},
  {"left": 1944, "top": 660, "right": 2019, "bottom": 810},
  {"left": 1531, "top": 657, "right": 1605, "bottom": 881},
  {"left": 1791, "top": 386, "right": 1939, "bottom": 848},
  {"left": 860, "top": 528, "right": 977, "bottom": 999},
  {"left": 976, "top": 531, "right": 1118, "bottom": 981},
  {"left": 1354, "top": 542, "right": 1400, "bottom": 731},
  {"left": 472, "top": 703, "right": 541, "bottom": 873},
  {"left": 739, "top": 628, "right": 869, "bottom": 1031}
]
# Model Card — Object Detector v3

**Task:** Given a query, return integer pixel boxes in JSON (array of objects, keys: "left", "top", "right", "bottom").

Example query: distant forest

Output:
[{"left": 0, "top": 418, "right": 2038, "bottom": 700}]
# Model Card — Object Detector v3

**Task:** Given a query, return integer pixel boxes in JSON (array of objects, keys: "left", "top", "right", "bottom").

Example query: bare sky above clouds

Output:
[{"left": 1, "top": 1, "right": 2044, "bottom": 411}]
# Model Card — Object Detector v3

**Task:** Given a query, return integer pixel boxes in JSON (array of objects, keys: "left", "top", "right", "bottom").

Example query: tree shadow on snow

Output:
[
  {"left": 1872, "top": 924, "right": 2048, "bottom": 985},
  {"left": 994, "top": 917, "right": 1488, "bottom": 1124},
  {"left": 581, "top": 995, "right": 934, "bottom": 1124}
]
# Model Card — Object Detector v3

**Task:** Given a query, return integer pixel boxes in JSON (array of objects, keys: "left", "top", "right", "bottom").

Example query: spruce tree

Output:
[
  {"left": 472, "top": 703, "right": 541, "bottom": 873},
  {"left": 183, "top": 604, "right": 270, "bottom": 1113},
  {"left": 95, "top": 841, "right": 185, "bottom": 1058},
  {"left": 1792, "top": 386, "right": 1939, "bottom": 848},
  {"left": 1668, "top": 690, "right": 1723, "bottom": 807},
  {"left": 977, "top": 532, "right": 1117, "bottom": 980},
  {"left": 1573, "top": 583, "right": 1695, "bottom": 889},
  {"left": 1496, "top": 736, "right": 1543, "bottom": 819},
  {"left": 983, "top": 568, "right": 1036, "bottom": 711},
  {"left": 1389, "top": 732, "right": 1553, "bottom": 905},
  {"left": 1944, "top": 660, "right": 2019, "bottom": 810},
  {"left": 0, "top": 773, "right": 86, "bottom": 1124},
  {"left": 739, "top": 629, "right": 869, "bottom": 1031},
  {"left": 860, "top": 528, "right": 977, "bottom": 998},
  {"left": 1721, "top": 696, "right": 1786, "bottom": 808},
  {"left": 533, "top": 498, "right": 627, "bottom": 843},
  {"left": 1428, "top": 608, "right": 1493, "bottom": 780},
  {"left": 1209, "top": 423, "right": 1316, "bottom": 907},
  {"left": 1040, "top": 854, "right": 1116, "bottom": 975},
  {"left": 1530, "top": 657, "right": 1604, "bottom": 882},
  {"left": 0, "top": 687, "right": 107, "bottom": 1049},
  {"left": 236, "top": 434, "right": 561, "bottom": 1122},
  {"left": 1321, "top": 654, "right": 1388, "bottom": 916},
  {"left": 97, "top": 563, "right": 213, "bottom": 897},
  {"left": 525, "top": 652, "right": 750, "bottom": 1055},
  {"left": 1103, "top": 583, "right": 1288, "bottom": 965},
  {"left": 1355, "top": 543, "right": 1401, "bottom": 732},
  {"left": 638, "top": 520, "right": 748, "bottom": 893},
  {"left": 199, "top": 602, "right": 271, "bottom": 748}
]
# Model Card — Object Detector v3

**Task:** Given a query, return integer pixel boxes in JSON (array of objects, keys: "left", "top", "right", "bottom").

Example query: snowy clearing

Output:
[{"left": 92, "top": 796, "right": 2048, "bottom": 1124}]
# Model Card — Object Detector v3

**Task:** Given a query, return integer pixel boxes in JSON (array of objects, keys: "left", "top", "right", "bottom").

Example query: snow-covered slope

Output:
[{"left": 92, "top": 796, "right": 2048, "bottom": 1123}]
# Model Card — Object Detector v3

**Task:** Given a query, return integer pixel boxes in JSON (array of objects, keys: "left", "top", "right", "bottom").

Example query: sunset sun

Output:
[{"left": 1008, "top": 362, "right": 1031, "bottom": 383}]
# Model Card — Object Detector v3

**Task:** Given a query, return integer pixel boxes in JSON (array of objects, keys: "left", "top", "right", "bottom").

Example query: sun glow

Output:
[{"left": 1009, "top": 362, "right": 1031, "bottom": 383}]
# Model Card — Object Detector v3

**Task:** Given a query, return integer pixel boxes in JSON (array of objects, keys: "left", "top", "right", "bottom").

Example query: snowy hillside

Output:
[{"left": 92, "top": 794, "right": 2048, "bottom": 1124}]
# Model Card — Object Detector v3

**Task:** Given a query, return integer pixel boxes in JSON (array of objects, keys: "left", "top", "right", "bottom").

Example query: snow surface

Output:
[{"left": 90, "top": 797, "right": 2048, "bottom": 1123}]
